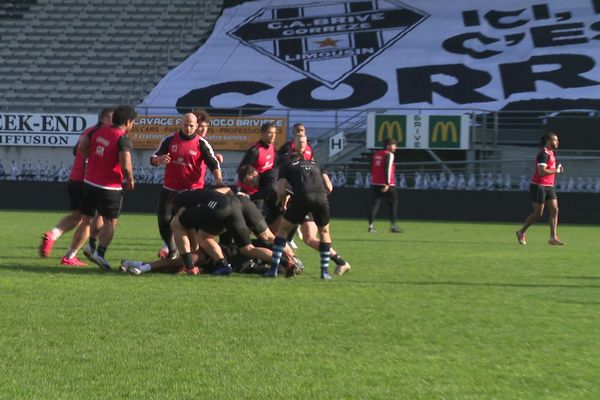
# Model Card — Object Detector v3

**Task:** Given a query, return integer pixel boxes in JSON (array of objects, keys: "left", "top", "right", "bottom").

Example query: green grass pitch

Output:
[{"left": 0, "top": 210, "right": 598, "bottom": 399}]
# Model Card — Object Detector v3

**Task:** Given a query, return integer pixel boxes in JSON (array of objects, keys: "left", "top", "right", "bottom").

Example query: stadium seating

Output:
[{"left": 0, "top": 0, "right": 223, "bottom": 112}]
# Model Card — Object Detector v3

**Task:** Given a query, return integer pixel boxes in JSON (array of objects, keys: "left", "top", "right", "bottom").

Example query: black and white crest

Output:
[{"left": 228, "top": 0, "right": 429, "bottom": 88}]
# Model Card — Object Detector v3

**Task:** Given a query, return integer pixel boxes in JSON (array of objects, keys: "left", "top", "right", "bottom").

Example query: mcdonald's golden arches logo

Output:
[
  {"left": 374, "top": 115, "right": 406, "bottom": 147},
  {"left": 432, "top": 121, "right": 458, "bottom": 143},
  {"left": 429, "top": 116, "right": 461, "bottom": 148}
]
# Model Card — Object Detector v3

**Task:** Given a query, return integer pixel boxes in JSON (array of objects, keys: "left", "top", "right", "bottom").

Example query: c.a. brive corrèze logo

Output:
[{"left": 228, "top": 0, "right": 429, "bottom": 88}]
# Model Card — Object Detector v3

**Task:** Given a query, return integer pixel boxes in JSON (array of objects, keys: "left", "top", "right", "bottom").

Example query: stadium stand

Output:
[{"left": 0, "top": 0, "right": 223, "bottom": 112}]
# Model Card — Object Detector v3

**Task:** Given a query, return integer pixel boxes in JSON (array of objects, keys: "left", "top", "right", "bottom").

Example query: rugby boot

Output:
[
  {"left": 39, "top": 232, "right": 55, "bottom": 257},
  {"left": 60, "top": 256, "right": 87, "bottom": 267}
]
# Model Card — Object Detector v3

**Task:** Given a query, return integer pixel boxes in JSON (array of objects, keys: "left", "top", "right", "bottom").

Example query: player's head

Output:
[
  {"left": 260, "top": 122, "right": 277, "bottom": 144},
  {"left": 288, "top": 150, "right": 303, "bottom": 162},
  {"left": 98, "top": 108, "right": 113, "bottom": 126},
  {"left": 192, "top": 108, "right": 210, "bottom": 137},
  {"left": 293, "top": 133, "right": 307, "bottom": 154},
  {"left": 180, "top": 113, "right": 198, "bottom": 137},
  {"left": 384, "top": 137, "right": 397, "bottom": 152},
  {"left": 541, "top": 131, "right": 559, "bottom": 149},
  {"left": 293, "top": 123, "right": 306, "bottom": 137},
  {"left": 112, "top": 105, "right": 137, "bottom": 132},
  {"left": 238, "top": 164, "right": 259, "bottom": 188}
]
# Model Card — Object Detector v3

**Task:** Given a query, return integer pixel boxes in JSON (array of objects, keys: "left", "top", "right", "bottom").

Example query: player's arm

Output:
[
  {"left": 275, "top": 178, "right": 290, "bottom": 203},
  {"left": 199, "top": 138, "right": 224, "bottom": 185},
  {"left": 276, "top": 142, "right": 290, "bottom": 166},
  {"left": 537, "top": 164, "right": 563, "bottom": 176},
  {"left": 78, "top": 132, "right": 92, "bottom": 158},
  {"left": 536, "top": 152, "right": 563, "bottom": 176},
  {"left": 322, "top": 172, "right": 333, "bottom": 194},
  {"left": 382, "top": 152, "right": 394, "bottom": 192},
  {"left": 237, "top": 147, "right": 258, "bottom": 172},
  {"left": 118, "top": 136, "right": 135, "bottom": 190},
  {"left": 150, "top": 136, "right": 171, "bottom": 166}
]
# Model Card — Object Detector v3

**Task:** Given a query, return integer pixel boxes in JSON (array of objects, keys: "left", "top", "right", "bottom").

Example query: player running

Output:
[{"left": 516, "top": 131, "right": 566, "bottom": 246}]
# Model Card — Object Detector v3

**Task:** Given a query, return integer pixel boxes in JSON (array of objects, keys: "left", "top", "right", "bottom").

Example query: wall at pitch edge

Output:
[{"left": 1, "top": 182, "right": 599, "bottom": 224}]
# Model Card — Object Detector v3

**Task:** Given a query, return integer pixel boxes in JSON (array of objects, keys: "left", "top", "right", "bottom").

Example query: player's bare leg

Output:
[
  {"left": 546, "top": 199, "right": 565, "bottom": 245},
  {"left": 517, "top": 203, "right": 544, "bottom": 245}
]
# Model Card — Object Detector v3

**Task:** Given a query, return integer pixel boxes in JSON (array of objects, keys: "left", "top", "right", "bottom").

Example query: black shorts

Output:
[
  {"left": 67, "top": 180, "right": 85, "bottom": 211},
  {"left": 178, "top": 196, "right": 231, "bottom": 235},
  {"left": 284, "top": 193, "right": 330, "bottom": 227},
  {"left": 530, "top": 183, "right": 557, "bottom": 204},
  {"left": 225, "top": 216, "right": 253, "bottom": 248},
  {"left": 303, "top": 213, "right": 314, "bottom": 222},
  {"left": 238, "top": 195, "right": 268, "bottom": 235},
  {"left": 82, "top": 183, "right": 123, "bottom": 219}
]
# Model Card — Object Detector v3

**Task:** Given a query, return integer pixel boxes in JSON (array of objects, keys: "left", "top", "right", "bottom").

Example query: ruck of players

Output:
[{"left": 39, "top": 110, "right": 351, "bottom": 280}]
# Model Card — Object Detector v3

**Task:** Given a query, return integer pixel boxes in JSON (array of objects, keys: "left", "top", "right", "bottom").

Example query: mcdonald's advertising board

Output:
[{"left": 367, "top": 113, "right": 469, "bottom": 150}]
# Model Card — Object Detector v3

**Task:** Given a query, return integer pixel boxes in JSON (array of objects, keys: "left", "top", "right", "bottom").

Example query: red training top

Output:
[
  {"left": 371, "top": 149, "right": 395, "bottom": 186},
  {"left": 84, "top": 126, "right": 129, "bottom": 190},
  {"left": 251, "top": 142, "right": 275, "bottom": 173},
  {"left": 531, "top": 147, "right": 557, "bottom": 186},
  {"left": 69, "top": 124, "right": 101, "bottom": 182}
]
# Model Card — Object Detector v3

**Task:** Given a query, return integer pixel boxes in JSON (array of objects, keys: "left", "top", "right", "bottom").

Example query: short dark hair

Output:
[
  {"left": 540, "top": 131, "right": 557, "bottom": 146},
  {"left": 192, "top": 108, "right": 209, "bottom": 123},
  {"left": 238, "top": 164, "right": 257, "bottom": 182},
  {"left": 288, "top": 151, "right": 303, "bottom": 162},
  {"left": 385, "top": 138, "right": 397, "bottom": 146},
  {"left": 260, "top": 122, "right": 276, "bottom": 133},
  {"left": 112, "top": 105, "right": 137, "bottom": 126},
  {"left": 97, "top": 108, "right": 113, "bottom": 124}
]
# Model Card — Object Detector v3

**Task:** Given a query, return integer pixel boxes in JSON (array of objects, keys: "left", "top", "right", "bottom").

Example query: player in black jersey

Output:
[
  {"left": 168, "top": 186, "right": 301, "bottom": 276},
  {"left": 263, "top": 152, "right": 334, "bottom": 280}
]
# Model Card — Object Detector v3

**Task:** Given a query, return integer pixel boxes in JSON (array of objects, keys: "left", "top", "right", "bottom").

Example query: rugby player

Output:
[
  {"left": 151, "top": 112, "right": 223, "bottom": 260},
  {"left": 368, "top": 138, "right": 402, "bottom": 233},
  {"left": 73, "top": 105, "right": 137, "bottom": 270},
  {"left": 516, "top": 132, "right": 566, "bottom": 246},
  {"left": 237, "top": 122, "right": 281, "bottom": 228},
  {"left": 39, "top": 108, "right": 112, "bottom": 266},
  {"left": 263, "top": 151, "right": 334, "bottom": 280}
]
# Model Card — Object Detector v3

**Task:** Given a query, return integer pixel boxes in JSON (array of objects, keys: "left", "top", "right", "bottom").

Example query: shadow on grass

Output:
[
  {"left": 344, "top": 279, "right": 600, "bottom": 290},
  {"left": 3, "top": 264, "right": 599, "bottom": 290},
  {"left": 553, "top": 276, "right": 600, "bottom": 280},
  {"left": 0, "top": 264, "right": 107, "bottom": 275},
  {"left": 556, "top": 300, "right": 600, "bottom": 306},
  {"left": 342, "top": 238, "right": 517, "bottom": 245}
]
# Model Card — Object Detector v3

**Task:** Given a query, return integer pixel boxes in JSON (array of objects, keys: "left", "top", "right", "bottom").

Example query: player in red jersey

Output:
[
  {"left": 237, "top": 122, "right": 281, "bottom": 227},
  {"left": 192, "top": 108, "right": 224, "bottom": 162},
  {"left": 71, "top": 105, "right": 137, "bottom": 270},
  {"left": 276, "top": 123, "right": 313, "bottom": 165},
  {"left": 368, "top": 138, "right": 402, "bottom": 233},
  {"left": 38, "top": 108, "right": 112, "bottom": 266},
  {"left": 516, "top": 132, "right": 566, "bottom": 246},
  {"left": 151, "top": 112, "right": 223, "bottom": 259}
]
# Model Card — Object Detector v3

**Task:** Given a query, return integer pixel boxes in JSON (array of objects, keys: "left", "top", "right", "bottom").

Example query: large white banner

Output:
[
  {"left": 0, "top": 113, "right": 97, "bottom": 147},
  {"left": 140, "top": 0, "right": 600, "bottom": 115}
]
